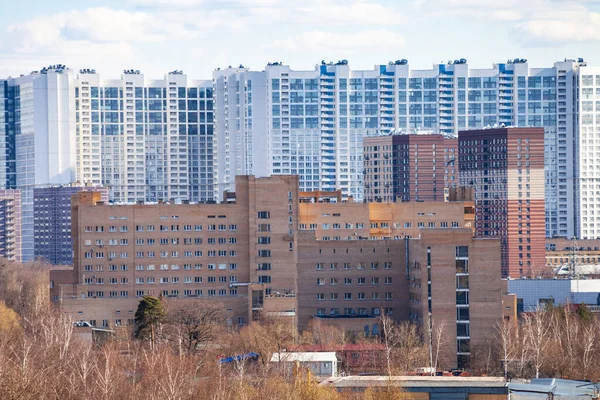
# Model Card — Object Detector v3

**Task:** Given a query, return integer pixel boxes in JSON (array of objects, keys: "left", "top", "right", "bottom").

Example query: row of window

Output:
[
  {"left": 316, "top": 307, "right": 393, "bottom": 316},
  {"left": 83, "top": 250, "right": 238, "bottom": 259},
  {"left": 86, "top": 275, "right": 239, "bottom": 285},
  {"left": 83, "top": 263, "right": 238, "bottom": 271},
  {"left": 86, "top": 288, "right": 236, "bottom": 299},
  {"left": 316, "top": 292, "right": 394, "bottom": 300},
  {"left": 316, "top": 277, "right": 393, "bottom": 285},
  {"left": 316, "top": 262, "right": 392, "bottom": 270},
  {"left": 300, "top": 221, "right": 460, "bottom": 230},
  {"left": 84, "top": 237, "right": 240, "bottom": 246},
  {"left": 84, "top": 224, "right": 239, "bottom": 233}
]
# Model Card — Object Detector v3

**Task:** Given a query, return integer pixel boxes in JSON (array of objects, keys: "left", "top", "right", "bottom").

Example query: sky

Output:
[{"left": 1, "top": 0, "right": 600, "bottom": 79}]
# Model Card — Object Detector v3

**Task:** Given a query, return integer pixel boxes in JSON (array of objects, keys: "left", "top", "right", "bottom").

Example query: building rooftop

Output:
[
  {"left": 321, "top": 376, "right": 507, "bottom": 388},
  {"left": 270, "top": 352, "right": 337, "bottom": 363},
  {"left": 508, "top": 378, "right": 596, "bottom": 396}
]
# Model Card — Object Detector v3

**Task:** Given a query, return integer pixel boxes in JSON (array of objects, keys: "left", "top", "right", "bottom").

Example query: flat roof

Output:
[
  {"left": 321, "top": 376, "right": 507, "bottom": 388},
  {"left": 271, "top": 352, "right": 337, "bottom": 363}
]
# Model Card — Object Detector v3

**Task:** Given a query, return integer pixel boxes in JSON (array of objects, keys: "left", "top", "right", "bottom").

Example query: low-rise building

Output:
[
  {"left": 545, "top": 238, "right": 600, "bottom": 274},
  {"left": 271, "top": 352, "right": 338, "bottom": 377},
  {"left": 507, "top": 278, "right": 600, "bottom": 312},
  {"left": 321, "top": 376, "right": 508, "bottom": 399},
  {"left": 292, "top": 344, "right": 386, "bottom": 375}
]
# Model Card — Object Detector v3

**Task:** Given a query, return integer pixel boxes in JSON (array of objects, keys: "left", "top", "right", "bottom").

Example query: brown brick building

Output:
[
  {"left": 407, "top": 229, "right": 502, "bottom": 370},
  {"left": 458, "top": 128, "right": 545, "bottom": 278},
  {"left": 63, "top": 175, "right": 300, "bottom": 328},
  {"left": 298, "top": 200, "right": 475, "bottom": 240},
  {"left": 363, "top": 134, "right": 458, "bottom": 203},
  {"left": 56, "top": 176, "right": 504, "bottom": 370}
]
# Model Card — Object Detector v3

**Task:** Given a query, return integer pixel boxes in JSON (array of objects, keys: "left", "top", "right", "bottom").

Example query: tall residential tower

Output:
[{"left": 212, "top": 59, "right": 595, "bottom": 239}]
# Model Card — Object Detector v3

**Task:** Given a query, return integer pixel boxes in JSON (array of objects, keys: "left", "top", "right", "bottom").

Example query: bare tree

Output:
[
  {"left": 496, "top": 319, "right": 515, "bottom": 380},
  {"left": 431, "top": 319, "right": 446, "bottom": 374},
  {"left": 579, "top": 320, "right": 597, "bottom": 379},
  {"left": 379, "top": 316, "right": 426, "bottom": 376},
  {"left": 522, "top": 307, "right": 550, "bottom": 379},
  {"left": 165, "top": 301, "right": 224, "bottom": 355}
]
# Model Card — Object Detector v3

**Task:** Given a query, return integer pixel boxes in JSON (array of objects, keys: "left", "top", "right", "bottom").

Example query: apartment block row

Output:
[
  {"left": 213, "top": 58, "right": 600, "bottom": 242},
  {"left": 52, "top": 175, "right": 503, "bottom": 370},
  {"left": 2, "top": 58, "right": 600, "bottom": 260}
]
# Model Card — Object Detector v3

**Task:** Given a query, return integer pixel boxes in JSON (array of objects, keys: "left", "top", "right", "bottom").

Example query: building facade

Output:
[
  {"left": 407, "top": 229, "right": 502, "bottom": 370},
  {"left": 0, "top": 66, "right": 216, "bottom": 259},
  {"left": 55, "top": 175, "right": 504, "bottom": 370},
  {"left": 2, "top": 59, "right": 600, "bottom": 241},
  {"left": 62, "top": 175, "right": 300, "bottom": 328},
  {"left": 298, "top": 199, "right": 475, "bottom": 240},
  {"left": 74, "top": 70, "right": 214, "bottom": 203},
  {"left": 0, "top": 66, "right": 76, "bottom": 261},
  {"left": 363, "top": 133, "right": 458, "bottom": 202},
  {"left": 34, "top": 185, "right": 108, "bottom": 265},
  {"left": 0, "top": 189, "right": 22, "bottom": 261},
  {"left": 212, "top": 59, "right": 600, "bottom": 240},
  {"left": 459, "top": 127, "right": 546, "bottom": 278},
  {"left": 507, "top": 278, "right": 600, "bottom": 313}
]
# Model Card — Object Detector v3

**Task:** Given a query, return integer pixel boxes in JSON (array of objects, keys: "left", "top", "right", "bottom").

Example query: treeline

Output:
[
  {"left": 478, "top": 304, "right": 600, "bottom": 380},
  {"left": 0, "top": 261, "right": 600, "bottom": 399}
]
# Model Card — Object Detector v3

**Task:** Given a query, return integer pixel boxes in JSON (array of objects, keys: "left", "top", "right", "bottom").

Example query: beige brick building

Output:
[
  {"left": 62, "top": 175, "right": 299, "bottom": 328},
  {"left": 407, "top": 229, "right": 502, "bottom": 370},
  {"left": 298, "top": 199, "right": 475, "bottom": 240},
  {"left": 56, "top": 175, "right": 503, "bottom": 370}
]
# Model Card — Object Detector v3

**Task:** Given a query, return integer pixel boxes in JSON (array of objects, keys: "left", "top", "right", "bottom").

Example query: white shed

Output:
[{"left": 270, "top": 352, "right": 338, "bottom": 377}]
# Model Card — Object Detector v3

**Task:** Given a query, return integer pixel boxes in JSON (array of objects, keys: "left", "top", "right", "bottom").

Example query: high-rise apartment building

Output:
[
  {"left": 211, "top": 59, "right": 599, "bottom": 240},
  {"left": 74, "top": 70, "right": 214, "bottom": 203},
  {"left": 363, "top": 133, "right": 458, "bottom": 202},
  {"left": 0, "top": 189, "right": 22, "bottom": 261},
  {"left": 459, "top": 127, "right": 546, "bottom": 278},
  {"left": 34, "top": 185, "right": 109, "bottom": 265},
  {"left": 2, "top": 58, "right": 600, "bottom": 242},
  {"left": 0, "top": 66, "right": 76, "bottom": 261},
  {"left": 0, "top": 66, "right": 215, "bottom": 259}
]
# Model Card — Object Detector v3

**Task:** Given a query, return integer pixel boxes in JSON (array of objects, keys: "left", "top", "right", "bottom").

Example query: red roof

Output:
[{"left": 292, "top": 343, "right": 386, "bottom": 352}]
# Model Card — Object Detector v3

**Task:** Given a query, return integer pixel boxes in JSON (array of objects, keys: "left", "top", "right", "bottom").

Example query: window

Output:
[
  {"left": 258, "top": 237, "right": 271, "bottom": 244},
  {"left": 257, "top": 211, "right": 270, "bottom": 219},
  {"left": 258, "top": 250, "right": 271, "bottom": 257}
]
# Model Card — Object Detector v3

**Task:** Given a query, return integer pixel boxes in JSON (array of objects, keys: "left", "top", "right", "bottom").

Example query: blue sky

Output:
[{"left": 1, "top": 0, "right": 600, "bottom": 78}]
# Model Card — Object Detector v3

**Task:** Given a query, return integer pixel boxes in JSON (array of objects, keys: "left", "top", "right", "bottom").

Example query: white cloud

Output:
[
  {"left": 273, "top": 29, "right": 404, "bottom": 53},
  {"left": 3, "top": 7, "right": 169, "bottom": 52},
  {"left": 128, "top": 0, "right": 204, "bottom": 6},
  {"left": 515, "top": 11, "right": 600, "bottom": 44}
]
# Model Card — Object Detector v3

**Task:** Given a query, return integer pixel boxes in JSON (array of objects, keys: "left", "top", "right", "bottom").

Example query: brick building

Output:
[
  {"left": 545, "top": 238, "right": 600, "bottom": 274},
  {"left": 62, "top": 175, "right": 300, "bottom": 328},
  {"left": 458, "top": 127, "right": 545, "bottom": 278},
  {"left": 407, "top": 229, "right": 502, "bottom": 370},
  {"left": 363, "top": 133, "right": 458, "bottom": 203},
  {"left": 298, "top": 199, "right": 475, "bottom": 240},
  {"left": 56, "top": 176, "right": 504, "bottom": 370}
]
